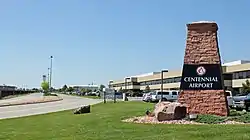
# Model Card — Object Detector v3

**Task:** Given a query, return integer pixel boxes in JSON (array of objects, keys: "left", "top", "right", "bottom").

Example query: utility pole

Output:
[
  {"left": 160, "top": 70, "right": 168, "bottom": 102},
  {"left": 47, "top": 68, "right": 50, "bottom": 83},
  {"left": 49, "top": 56, "right": 53, "bottom": 92}
]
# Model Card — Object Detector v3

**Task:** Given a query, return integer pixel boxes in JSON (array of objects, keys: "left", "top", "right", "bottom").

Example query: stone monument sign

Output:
[{"left": 178, "top": 21, "right": 229, "bottom": 116}]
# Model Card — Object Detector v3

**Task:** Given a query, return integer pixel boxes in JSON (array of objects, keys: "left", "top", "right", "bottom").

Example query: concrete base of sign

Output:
[{"left": 178, "top": 90, "right": 228, "bottom": 116}]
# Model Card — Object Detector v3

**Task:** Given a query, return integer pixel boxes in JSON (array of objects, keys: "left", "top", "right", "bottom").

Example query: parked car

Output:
[
  {"left": 142, "top": 90, "right": 179, "bottom": 102},
  {"left": 225, "top": 90, "right": 234, "bottom": 108},
  {"left": 232, "top": 93, "right": 250, "bottom": 111},
  {"left": 142, "top": 92, "right": 153, "bottom": 102},
  {"left": 152, "top": 90, "right": 179, "bottom": 102},
  {"left": 115, "top": 92, "right": 123, "bottom": 99}
]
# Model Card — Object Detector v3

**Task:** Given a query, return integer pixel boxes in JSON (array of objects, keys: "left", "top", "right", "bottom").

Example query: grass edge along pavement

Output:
[
  {"left": 61, "top": 92, "right": 101, "bottom": 99},
  {"left": 0, "top": 102, "right": 250, "bottom": 140}
]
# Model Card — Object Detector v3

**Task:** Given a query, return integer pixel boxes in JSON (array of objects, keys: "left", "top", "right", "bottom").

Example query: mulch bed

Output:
[{"left": 122, "top": 116, "right": 249, "bottom": 125}]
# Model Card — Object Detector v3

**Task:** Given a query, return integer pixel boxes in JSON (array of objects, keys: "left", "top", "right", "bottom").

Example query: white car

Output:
[
  {"left": 151, "top": 90, "right": 179, "bottom": 102},
  {"left": 142, "top": 90, "right": 179, "bottom": 102},
  {"left": 225, "top": 90, "right": 233, "bottom": 108},
  {"left": 142, "top": 92, "right": 153, "bottom": 102}
]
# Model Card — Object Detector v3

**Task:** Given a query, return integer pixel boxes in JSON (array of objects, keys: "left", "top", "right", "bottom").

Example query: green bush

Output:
[
  {"left": 229, "top": 112, "right": 250, "bottom": 123},
  {"left": 229, "top": 109, "right": 247, "bottom": 116},
  {"left": 229, "top": 110, "right": 242, "bottom": 116},
  {"left": 43, "top": 93, "right": 58, "bottom": 96},
  {"left": 194, "top": 114, "right": 226, "bottom": 124},
  {"left": 192, "top": 110, "right": 250, "bottom": 124}
]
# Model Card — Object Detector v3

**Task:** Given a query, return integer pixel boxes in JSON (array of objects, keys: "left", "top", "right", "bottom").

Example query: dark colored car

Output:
[{"left": 232, "top": 93, "right": 250, "bottom": 111}]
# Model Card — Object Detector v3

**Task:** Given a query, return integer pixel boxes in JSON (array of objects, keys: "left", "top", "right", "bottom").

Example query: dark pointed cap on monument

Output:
[{"left": 186, "top": 21, "right": 218, "bottom": 31}]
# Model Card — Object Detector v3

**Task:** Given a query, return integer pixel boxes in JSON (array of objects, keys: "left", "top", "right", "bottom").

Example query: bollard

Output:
[
  {"left": 103, "top": 92, "right": 106, "bottom": 104},
  {"left": 122, "top": 93, "right": 126, "bottom": 101},
  {"left": 113, "top": 92, "right": 116, "bottom": 103}
]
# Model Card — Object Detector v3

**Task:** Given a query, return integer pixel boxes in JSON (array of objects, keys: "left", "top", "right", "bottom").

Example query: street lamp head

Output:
[
  {"left": 50, "top": 56, "right": 53, "bottom": 58},
  {"left": 161, "top": 70, "right": 168, "bottom": 73}
]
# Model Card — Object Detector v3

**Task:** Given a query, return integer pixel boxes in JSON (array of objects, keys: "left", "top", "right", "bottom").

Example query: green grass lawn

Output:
[{"left": 0, "top": 102, "right": 250, "bottom": 140}]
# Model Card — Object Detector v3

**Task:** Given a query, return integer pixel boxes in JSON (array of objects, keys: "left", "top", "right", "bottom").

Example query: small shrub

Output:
[
  {"left": 229, "top": 110, "right": 242, "bottom": 116},
  {"left": 43, "top": 93, "right": 58, "bottom": 96},
  {"left": 229, "top": 112, "right": 250, "bottom": 123},
  {"left": 87, "top": 93, "right": 97, "bottom": 96},
  {"left": 194, "top": 114, "right": 226, "bottom": 124}
]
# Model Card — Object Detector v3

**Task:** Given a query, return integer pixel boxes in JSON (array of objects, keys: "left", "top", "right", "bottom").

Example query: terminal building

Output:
[
  {"left": 70, "top": 84, "right": 99, "bottom": 92},
  {"left": 108, "top": 60, "right": 250, "bottom": 93}
]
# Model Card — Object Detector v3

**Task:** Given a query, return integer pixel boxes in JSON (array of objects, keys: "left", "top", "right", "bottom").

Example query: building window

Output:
[
  {"left": 233, "top": 71, "right": 250, "bottom": 79},
  {"left": 238, "top": 72, "right": 243, "bottom": 79},
  {"left": 140, "top": 82, "right": 145, "bottom": 86},
  {"left": 223, "top": 74, "right": 233, "bottom": 80},
  {"left": 243, "top": 71, "right": 247, "bottom": 79},
  {"left": 132, "top": 82, "right": 140, "bottom": 85},
  {"left": 146, "top": 81, "right": 151, "bottom": 85},
  {"left": 233, "top": 72, "right": 239, "bottom": 79},
  {"left": 156, "top": 80, "right": 161, "bottom": 84},
  {"left": 140, "top": 76, "right": 184, "bottom": 86},
  {"left": 163, "top": 79, "right": 169, "bottom": 83},
  {"left": 174, "top": 77, "right": 181, "bottom": 82},
  {"left": 172, "top": 91, "right": 177, "bottom": 95},
  {"left": 247, "top": 71, "right": 250, "bottom": 78}
]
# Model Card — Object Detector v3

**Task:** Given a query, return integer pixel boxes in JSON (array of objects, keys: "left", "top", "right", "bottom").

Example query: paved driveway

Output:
[{"left": 0, "top": 93, "right": 102, "bottom": 120}]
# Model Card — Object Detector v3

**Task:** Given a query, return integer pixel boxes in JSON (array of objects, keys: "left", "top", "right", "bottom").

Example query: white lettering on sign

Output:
[
  {"left": 188, "top": 83, "right": 214, "bottom": 88},
  {"left": 184, "top": 77, "right": 218, "bottom": 82},
  {"left": 183, "top": 76, "right": 218, "bottom": 89}
]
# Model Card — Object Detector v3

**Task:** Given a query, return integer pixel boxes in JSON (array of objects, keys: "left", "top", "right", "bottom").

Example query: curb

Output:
[{"left": 0, "top": 98, "right": 63, "bottom": 107}]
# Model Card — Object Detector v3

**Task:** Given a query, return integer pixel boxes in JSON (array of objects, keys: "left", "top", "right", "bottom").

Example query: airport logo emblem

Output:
[{"left": 196, "top": 66, "right": 206, "bottom": 76}]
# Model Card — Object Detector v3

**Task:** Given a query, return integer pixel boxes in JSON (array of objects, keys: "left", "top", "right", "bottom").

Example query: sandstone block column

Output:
[{"left": 178, "top": 21, "right": 229, "bottom": 116}]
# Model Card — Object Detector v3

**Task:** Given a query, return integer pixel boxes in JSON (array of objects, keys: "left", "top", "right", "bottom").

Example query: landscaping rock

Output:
[
  {"left": 153, "top": 102, "right": 187, "bottom": 121},
  {"left": 74, "top": 105, "right": 90, "bottom": 114}
]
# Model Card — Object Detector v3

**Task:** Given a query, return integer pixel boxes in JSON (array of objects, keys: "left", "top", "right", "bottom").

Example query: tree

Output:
[
  {"left": 145, "top": 85, "right": 151, "bottom": 93},
  {"left": 67, "top": 87, "right": 74, "bottom": 92},
  {"left": 242, "top": 80, "right": 250, "bottom": 93},
  {"left": 32, "top": 88, "right": 39, "bottom": 92},
  {"left": 41, "top": 81, "right": 49, "bottom": 93},
  {"left": 62, "top": 85, "right": 68, "bottom": 91},
  {"left": 86, "top": 89, "right": 92, "bottom": 93},
  {"left": 81, "top": 88, "right": 87, "bottom": 93},
  {"left": 99, "top": 84, "right": 105, "bottom": 92}
]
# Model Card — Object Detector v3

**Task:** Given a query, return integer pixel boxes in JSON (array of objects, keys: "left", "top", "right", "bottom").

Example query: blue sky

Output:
[{"left": 0, "top": 0, "right": 249, "bottom": 88}]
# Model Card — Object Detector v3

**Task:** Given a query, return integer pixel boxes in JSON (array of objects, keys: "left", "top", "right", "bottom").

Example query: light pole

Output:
[
  {"left": 47, "top": 68, "right": 50, "bottom": 83},
  {"left": 49, "top": 56, "right": 53, "bottom": 92},
  {"left": 160, "top": 70, "right": 168, "bottom": 102}
]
